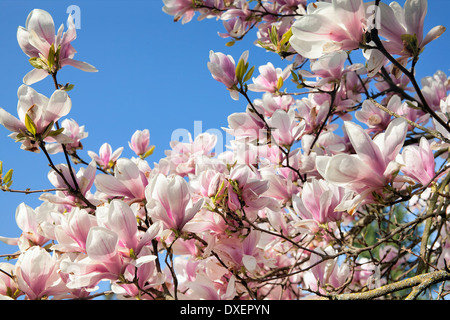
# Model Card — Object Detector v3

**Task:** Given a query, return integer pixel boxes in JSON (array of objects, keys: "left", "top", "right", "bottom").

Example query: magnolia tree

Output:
[{"left": 0, "top": 0, "right": 449, "bottom": 300}]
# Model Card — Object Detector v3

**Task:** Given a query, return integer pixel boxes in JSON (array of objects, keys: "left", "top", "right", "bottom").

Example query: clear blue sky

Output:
[{"left": 0, "top": 0, "right": 448, "bottom": 256}]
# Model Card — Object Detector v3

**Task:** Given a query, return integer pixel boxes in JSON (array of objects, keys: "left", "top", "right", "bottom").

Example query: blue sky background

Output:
[{"left": 0, "top": 0, "right": 448, "bottom": 259}]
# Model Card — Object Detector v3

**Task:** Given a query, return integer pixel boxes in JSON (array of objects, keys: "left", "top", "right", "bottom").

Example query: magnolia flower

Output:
[
  {"left": 41, "top": 160, "right": 97, "bottom": 208},
  {"left": 60, "top": 227, "right": 124, "bottom": 290},
  {"left": 88, "top": 143, "right": 123, "bottom": 170},
  {"left": 303, "top": 247, "right": 350, "bottom": 294},
  {"left": 207, "top": 50, "right": 249, "bottom": 100},
  {"left": 218, "top": 0, "right": 252, "bottom": 40},
  {"left": 96, "top": 199, "right": 162, "bottom": 257},
  {"left": 398, "top": 137, "right": 435, "bottom": 186},
  {"left": 51, "top": 208, "right": 98, "bottom": 253},
  {"left": 421, "top": 70, "right": 450, "bottom": 111},
  {"left": 15, "top": 246, "right": 65, "bottom": 300},
  {"left": 145, "top": 174, "right": 203, "bottom": 231},
  {"left": 95, "top": 158, "right": 148, "bottom": 202},
  {"left": 355, "top": 99, "right": 392, "bottom": 133},
  {"left": 290, "top": 0, "right": 367, "bottom": 59},
  {"left": 166, "top": 132, "right": 218, "bottom": 176},
  {"left": 17, "top": 9, "right": 97, "bottom": 85},
  {"left": 269, "top": 109, "right": 304, "bottom": 146},
  {"left": 162, "top": 0, "right": 196, "bottom": 24},
  {"left": 293, "top": 178, "right": 347, "bottom": 225},
  {"left": 224, "top": 111, "right": 265, "bottom": 141},
  {"left": 45, "top": 118, "right": 88, "bottom": 154},
  {"left": 129, "top": 129, "right": 155, "bottom": 158},
  {"left": 0, "top": 85, "right": 71, "bottom": 152},
  {"left": 374, "top": 0, "right": 446, "bottom": 58},
  {"left": 0, "top": 203, "right": 50, "bottom": 251},
  {"left": 0, "top": 263, "right": 20, "bottom": 299},
  {"left": 253, "top": 92, "right": 295, "bottom": 117},
  {"left": 316, "top": 118, "right": 408, "bottom": 212},
  {"left": 247, "top": 62, "right": 292, "bottom": 93}
]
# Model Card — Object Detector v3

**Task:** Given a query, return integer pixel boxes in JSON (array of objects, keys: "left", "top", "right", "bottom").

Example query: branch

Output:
[
  {"left": 369, "top": 98, "right": 450, "bottom": 144},
  {"left": 320, "top": 270, "right": 450, "bottom": 300}
]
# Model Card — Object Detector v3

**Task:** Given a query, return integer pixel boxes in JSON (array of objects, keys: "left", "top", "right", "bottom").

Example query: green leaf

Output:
[
  {"left": 243, "top": 65, "right": 255, "bottom": 83},
  {"left": 235, "top": 57, "right": 247, "bottom": 82},
  {"left": 29, "top": 57, "right": 45, "bottom": 70},
  {"left": 24, "top": 113, "right": 37, "bottom": 137},
  {"left": 401, "top": 33, "right": 420, "bottom": 57},
  {"left": 269, "top": 25, "right": 278, "bottom": 46},
  {"left": 47, "top": 43, "right": 55, "bottom": 70},
  {"left": 42, "top": 121, "right": 54, "bottom": 138},
  {"left": 276, "top": 76, "right": 284, "bottom": 90},
  {"left": 141, "top": 145, "right": 155, "bottom": 159},
  {"left": 3, "top": 169, "right": 13, "bottom": 185},
  {"left": 47, "top": 127, "right": 65, "bottom": 137},
  {"left": 225, "top": 40, "right": 235, "bottom": 47},
  {"left": 280, "top": 28, "right": 293, "bottom": 47},
  {"left": 62, "top": 83, "right": 75, "bottom": 92}
]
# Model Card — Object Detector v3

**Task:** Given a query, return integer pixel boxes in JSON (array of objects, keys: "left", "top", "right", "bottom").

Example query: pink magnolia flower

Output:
[
  {"left": 51, "top": 208, "right": 98, "bottom": 253},
  {"left": 247, "top": 62, "right": 292, "bottom": 93},
  {"left": 17, "top": 9, "right": 97, "bottom": 85},
  {"left": 352, "top": 257, "right": 383, "bottom": 289},
  {"left": 43, "top": 160, "right": 96, "bottom": 207},
  {"left": 269, "top": 109, "right": 304, "bottom": 146},
  {"left": 293, "top": 178, "right": 347, "bottom": 225},
  {"left": 15, "top": 203, "right": 51, "bottom": 249},
  {"left": 316, "top": 118, "right": 408, "bottom": 212},
  {"left": 253, "top": 92, "right": 295, "bottom": 117},
  {"left": 0, "top": 85, "right": 71, "bottom": 152},
  {"left": 0, "top": 203, "right": 50, "bottom": 251},
  {"left": 182, "top": 274, "right": 236, "bottom": 300},
  {"left": 398, "top": 137, "right": 435, "bottom": 186},
  {"left": 129, "top": 129, "right": 155, "bottom": 158},
  {"left": 289, "top": 0, "right": 367, "bottom": 59},
  {"left": 207, "top": 50, "right": 249, "bottom": 100},
  {"left": 303, "top": 247, "right": 350, "bottom": 294},
  {"left": 295, "top": 96, "right": 331, "bottom": 135},
  {"left": 259, "top": 166, "right": 300, "bottom": 205},
  {"left": 145, "top": 174, "right": 204, "bottom": 231},
  {"left": 96, "top": 199, "right": 162, "bottom": 258},
  {"left": 300, "top": 50, "right": 362, "bottom": 87},
  {"left": 111, "top": 247, "right": 164, "bottom": 299},
  {"left": 375, "top": 0, "right": 446, "bottom": 58},
  {"left": 421, "top": 70, "right": 450, "bottom": 111},
  {"left": 45, "top": 118, "right": 88, "bottom": 154},
  {"left": 88, "top": 143, "right": 123, "bottom": 170},
  {"left": 60, "top": 227, "right": 125, "bottom": 290},
  {"left": 218, "top": 0, "right": 252, "bottom": 40},
  {"left": 166, "top": 132, "right": 218, "bottom": 176},
  {"left": 0, "top": 263, "right": 20, "bottom": 299},
  {"left": 224, "top": 165, "right": 276, "bottom": 218},
  {"left": 355, "top": 99, "right": 392, "bottom": 134},
  {"left": 15, "top": 246, "right": 65, "bottom": 300},
  {"left": 162, "top": 0, "right": 196, "bottom": 24},
  {"left": 224, "top": 111, "right": 265, "bottom": 141},
  {"left": 95, "top": 158, "right": 148, "bottom": 202}
]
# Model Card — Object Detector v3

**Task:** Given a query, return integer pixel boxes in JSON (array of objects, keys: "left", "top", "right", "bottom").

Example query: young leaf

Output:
[
  {"left": 29, "top": 57, "right": 45, "bottom": 70},
  {"left": 24, "top": 113, "right": 37, "bottom": 137},
  {"left": 3, "top": 169, "right": 13, "bottom": 186},
  {"left": 243, "top": 65, "right": 255, "bottom": 83}
]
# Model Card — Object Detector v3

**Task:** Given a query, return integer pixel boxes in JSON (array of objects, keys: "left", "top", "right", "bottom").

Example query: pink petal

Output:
[
  {"left": 60, "top": 58, "right": 98, "bottom": 72},
  {"left": 25, "top": 9, "right": 55, "bottom": 44}
]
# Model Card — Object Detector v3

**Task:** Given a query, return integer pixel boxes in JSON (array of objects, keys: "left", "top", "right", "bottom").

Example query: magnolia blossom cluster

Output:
[{"left": 0, "top": 0, "right": 449, "bottom": 300}]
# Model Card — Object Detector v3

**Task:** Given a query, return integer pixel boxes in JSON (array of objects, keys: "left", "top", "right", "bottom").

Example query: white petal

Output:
[{"left": 23, "top": 68, "right": 49, "bottom": 85}]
